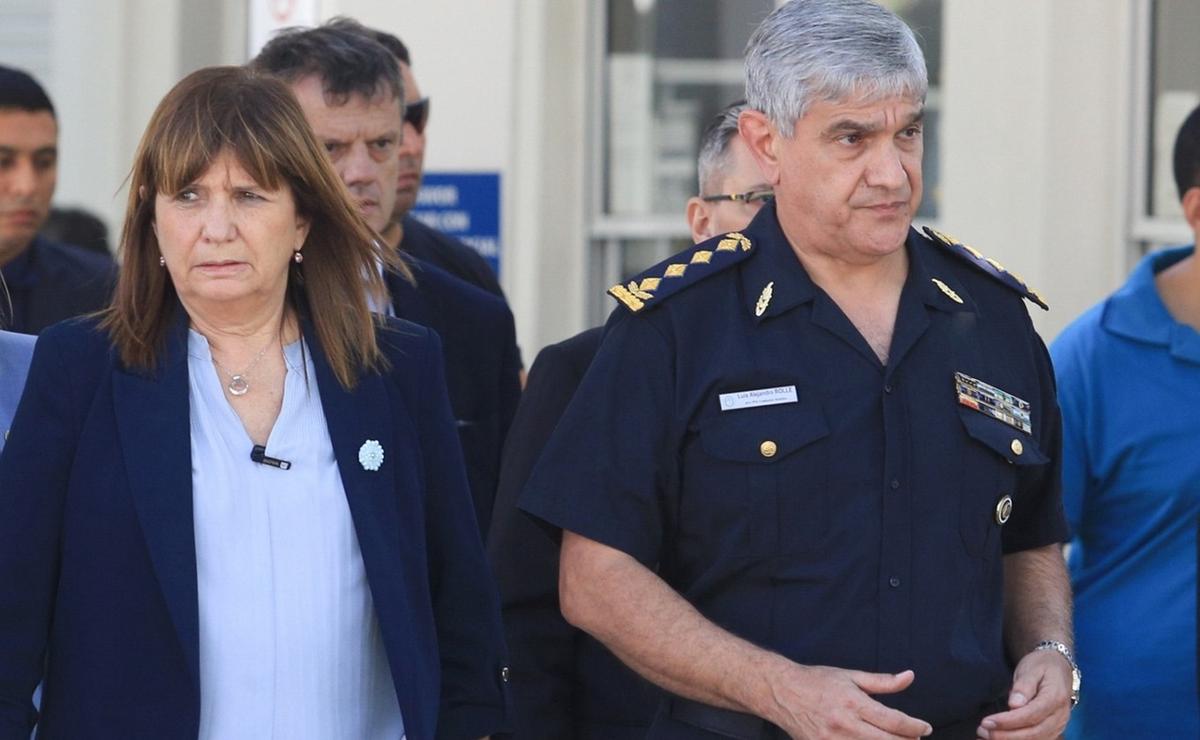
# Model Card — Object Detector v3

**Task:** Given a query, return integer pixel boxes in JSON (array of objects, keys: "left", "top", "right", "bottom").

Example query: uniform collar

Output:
[
  {"left": 737, "top": 204, "right": 818, "bottom": 322},
  {"left": 739, "top": 211, "right": 977, "bottom": 322},
  {"left": 1102, "top": 245, "right": 1200, "bottom": 364},
  {"left": 906, "top": 228, "right": 979, "bottom": 316}
]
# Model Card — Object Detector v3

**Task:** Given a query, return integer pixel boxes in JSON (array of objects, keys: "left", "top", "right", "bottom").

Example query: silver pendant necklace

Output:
[{"left": 211, "top": 338, "right": 276, "bottom": 397}]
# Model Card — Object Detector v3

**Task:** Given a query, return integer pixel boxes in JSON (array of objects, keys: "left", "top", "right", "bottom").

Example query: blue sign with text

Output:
[{"left": 411, "top": 172, "right": 502, "bottom": 276}]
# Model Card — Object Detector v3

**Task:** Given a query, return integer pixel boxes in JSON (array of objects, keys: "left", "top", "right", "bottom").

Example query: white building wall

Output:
[{"left": 940, "top": 0, "right": 1135, "bottom": 340}]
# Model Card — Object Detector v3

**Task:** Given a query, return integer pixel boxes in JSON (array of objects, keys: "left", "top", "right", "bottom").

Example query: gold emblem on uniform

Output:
[
  {"left": 931, "top": 278, "right": 963, "bottom": 304},
  {"left": 995, "top": 494, "right": 1013, "bottom": 525},
  {"left": 1010, "top": 439, "right": 1024, "bottom": 456},
  {"left": 716, "top": 232, "right": 752, "bottom": 252},
  {"left": 759, "top": 440, "right": 778, "bottom": 458},
  {"left": 755, "top": 281, "right": 774, "bottom": 317}
]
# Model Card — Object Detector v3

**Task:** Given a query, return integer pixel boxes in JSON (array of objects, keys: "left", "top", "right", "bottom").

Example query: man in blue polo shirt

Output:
[
  {"left": 1052, "top": 103, "right": 1200, "bottom": 739},
  {"left": 520, "top": 1, "right": 1077, "bottom": 737}
]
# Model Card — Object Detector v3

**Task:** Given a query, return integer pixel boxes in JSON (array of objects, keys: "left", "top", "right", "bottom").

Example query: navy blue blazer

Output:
[
  {"left": 387, "top": 256, "right": 522, "bottom": 538},
  {"left": 0, "top": 236, "right": 116, "bottom": 334},
  {"left": 0, "top": 312, "right": 511, "bottom": 739}
]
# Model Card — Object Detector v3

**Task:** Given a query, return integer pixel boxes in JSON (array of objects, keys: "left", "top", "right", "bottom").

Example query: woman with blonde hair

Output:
[{"left": 0, "top": 66, "right": 510, "bottom": 739}]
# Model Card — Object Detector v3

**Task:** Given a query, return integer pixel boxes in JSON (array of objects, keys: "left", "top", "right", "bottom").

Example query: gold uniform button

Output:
[
  {"left": 995, "top": 495, "right": 1013, "bottom": 525},
  {"left": 1010, "top": 439, "right": 1024, "bottom": 456},
  {"left": 760, "top": 440, "right": 778, "bottom": 458}
]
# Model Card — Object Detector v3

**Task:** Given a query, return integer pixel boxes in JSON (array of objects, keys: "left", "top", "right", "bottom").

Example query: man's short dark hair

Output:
[
  {"left": 369, "top": 29, "right": 411, "bottom": 67},
  {"left": 0, "top": 65, "right": 55, "bottom": 117},
  {"left": 251, "top": 17, "right": 402, "bottom": 105},
  {"left": 1173, "top": 104, "right": 1200, "bottom": 200}
]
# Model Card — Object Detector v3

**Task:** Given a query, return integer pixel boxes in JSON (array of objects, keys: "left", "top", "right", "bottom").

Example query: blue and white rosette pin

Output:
[{"left": 358, "top": 439, "right": 384, "bottom": 471}]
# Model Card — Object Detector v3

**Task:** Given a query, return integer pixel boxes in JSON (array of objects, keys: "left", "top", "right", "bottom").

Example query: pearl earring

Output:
[
  {"left": 293, "top": 251, "right": 304, "bottom": 264},
  {"left": 159, "top": 255, "right": 166, "bottom": 267}
]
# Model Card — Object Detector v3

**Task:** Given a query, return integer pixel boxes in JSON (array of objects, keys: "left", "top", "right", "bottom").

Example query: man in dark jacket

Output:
[
  {"left": 0, "top": 66, "right": 115, "bottom": 334},
  {"left": 368, "top": 29, "right": 508, "bottom": 302},
  {"left": 253, "top": 21, "right": 522, "bottom": 536}
]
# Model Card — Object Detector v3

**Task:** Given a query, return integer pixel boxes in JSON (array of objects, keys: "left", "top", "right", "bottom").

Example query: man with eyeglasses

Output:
[
  {"left": 686, "top": 102, "right": 774, "bottom": 244},
  {"left": 520, "top": 1, "right": 1075, "bottom": 737},
  {"left": 369, "top": 29, "right": 507, "bottom": 302},
  {"left": 254, "top": 19, "right": 522, "bottom": 540},
  {"left": 488, "top": 101, "right": 770, "bottom": 739}
]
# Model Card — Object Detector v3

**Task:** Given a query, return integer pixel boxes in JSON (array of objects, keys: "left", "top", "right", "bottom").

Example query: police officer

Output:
[
  {"left": 491, "top": 101, "right": 768, "bottom": 739},
  {"left": 519, "top": 1, "right": 1077, "bottom": 738}
]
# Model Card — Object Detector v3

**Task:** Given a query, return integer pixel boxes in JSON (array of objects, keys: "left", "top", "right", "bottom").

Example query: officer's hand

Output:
[
  {"left": 765, "top": 664, "right": 932, "bottom": 739},
  {"left": 976, "top": 649, "right": 1072, "bottom": 739}
]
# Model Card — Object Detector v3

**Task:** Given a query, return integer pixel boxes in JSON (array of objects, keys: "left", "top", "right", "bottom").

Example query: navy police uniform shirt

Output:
[{"left": 519, "top": 203, "right": 1068, "bottom": 735}]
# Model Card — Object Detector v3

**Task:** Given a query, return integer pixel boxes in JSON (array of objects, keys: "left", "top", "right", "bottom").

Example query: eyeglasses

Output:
[
  {"left": 404, "top": 97, "right": 430, "bottom": 134},
  {"left": 700, "top": 189, "right": 774, "bottom": 205}
]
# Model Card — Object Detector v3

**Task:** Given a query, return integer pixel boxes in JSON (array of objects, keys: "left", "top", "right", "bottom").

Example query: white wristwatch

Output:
[{"left": 1034, "top": 640, "right": 1081, "bottom": 707}]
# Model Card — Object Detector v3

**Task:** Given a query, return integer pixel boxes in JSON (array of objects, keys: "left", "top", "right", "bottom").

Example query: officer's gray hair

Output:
[
  {"left": 696, "top": 102, "right": 748, "bottom": 194},
  {"left": 745, "top": 0, "right": 927, "bottom": 138}
]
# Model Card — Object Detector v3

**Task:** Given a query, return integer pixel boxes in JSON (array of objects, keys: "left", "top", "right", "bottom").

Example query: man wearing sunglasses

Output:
[{"left": 370, "top": 29, "right": 508, "bottom": 303}]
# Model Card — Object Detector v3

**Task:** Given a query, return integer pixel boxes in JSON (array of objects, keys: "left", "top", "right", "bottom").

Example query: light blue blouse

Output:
[
  {"left": 187, "top": 331, "right": 405, "bottom": 739},
  {"left": 0, "top": 329, "right": 35, "bottom": 454},
  {"left": 1052, "top": 246, "right": 1200, "bottom": 739}
]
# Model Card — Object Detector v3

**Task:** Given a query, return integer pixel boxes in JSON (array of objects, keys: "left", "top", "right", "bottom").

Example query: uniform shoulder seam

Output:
[{"left": 922, "top": 227, "right": 1049, "bottom": 310}]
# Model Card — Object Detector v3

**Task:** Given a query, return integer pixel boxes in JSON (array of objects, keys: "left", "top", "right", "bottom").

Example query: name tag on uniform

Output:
[
  {"left": 955, "top": 372, "right": 1031, "bottom": 434},
  {"left": 719, "top": 385, "right": 798, "bottom": 411}
]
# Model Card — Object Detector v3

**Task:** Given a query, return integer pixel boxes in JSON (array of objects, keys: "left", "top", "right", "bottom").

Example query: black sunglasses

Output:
[
  {"left": 404, "top": 97, "right": 430, "bottom": 134},
  {"left": 700, "top": 189, "right": 774, "bottom": 205}
]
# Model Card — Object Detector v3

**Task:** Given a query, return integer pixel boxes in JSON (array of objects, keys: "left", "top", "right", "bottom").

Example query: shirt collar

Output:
[
  {"left": 738, "top": 203, "right": 817, "bottom": 322},
  {"left": 1102, "top": 245, "right": 1200, "bottom": 363},
  {"left": 739, "top": 210, "right": 977, "bottom": 322}
]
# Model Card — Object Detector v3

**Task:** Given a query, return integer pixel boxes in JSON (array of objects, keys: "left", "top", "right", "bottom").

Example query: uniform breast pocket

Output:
[
  {"left": 956, "top": 407, "right": 1047, "bottom": 559},
  {"left": 688, "top": 403, "right": 830, "bottom": 557}
]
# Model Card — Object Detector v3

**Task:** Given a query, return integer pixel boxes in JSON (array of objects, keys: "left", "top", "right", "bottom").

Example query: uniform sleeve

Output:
[
  {"left": 519, "top": 312, "right": 676, "bottom": 567},
  {"left": 1001, "top": 324, "right": 1070, "bottom": 553},
  {"left": 0, "top": 329, "right": 81, "bottom": 736},
  {"left": 417, "top": 330, "right": 513, "bottom": 739}
]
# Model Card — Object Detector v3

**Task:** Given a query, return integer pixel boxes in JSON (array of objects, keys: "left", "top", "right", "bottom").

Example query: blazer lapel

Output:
[
  {"left": 111, "top": 313, "right": 199, "bottom": 688},
  {"left": 305, "top": 323, "right": 400, "bottom": 541},
  {"left": 305, "top": 323, "right": 425, "bottom": 716}
]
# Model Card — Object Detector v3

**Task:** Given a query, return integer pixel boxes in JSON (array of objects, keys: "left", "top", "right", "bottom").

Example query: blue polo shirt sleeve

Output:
[
  {"left": 519, "top": 312, "right": 675, "bottom": 567},
  {"left": 1048, "top": 319, "right": 1094, "bottom": 537},
  {"left": 1001, "top": 325, "right": 1070, "bottom": 553}
]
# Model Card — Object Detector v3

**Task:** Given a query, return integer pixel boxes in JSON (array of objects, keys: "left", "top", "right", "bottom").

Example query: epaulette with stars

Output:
[
  {"left": 608, "top": 231, "right": 754, "bottom": 313},
  {"left": 922, "top": 227, "right": 1049, "bottom": 311}
]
